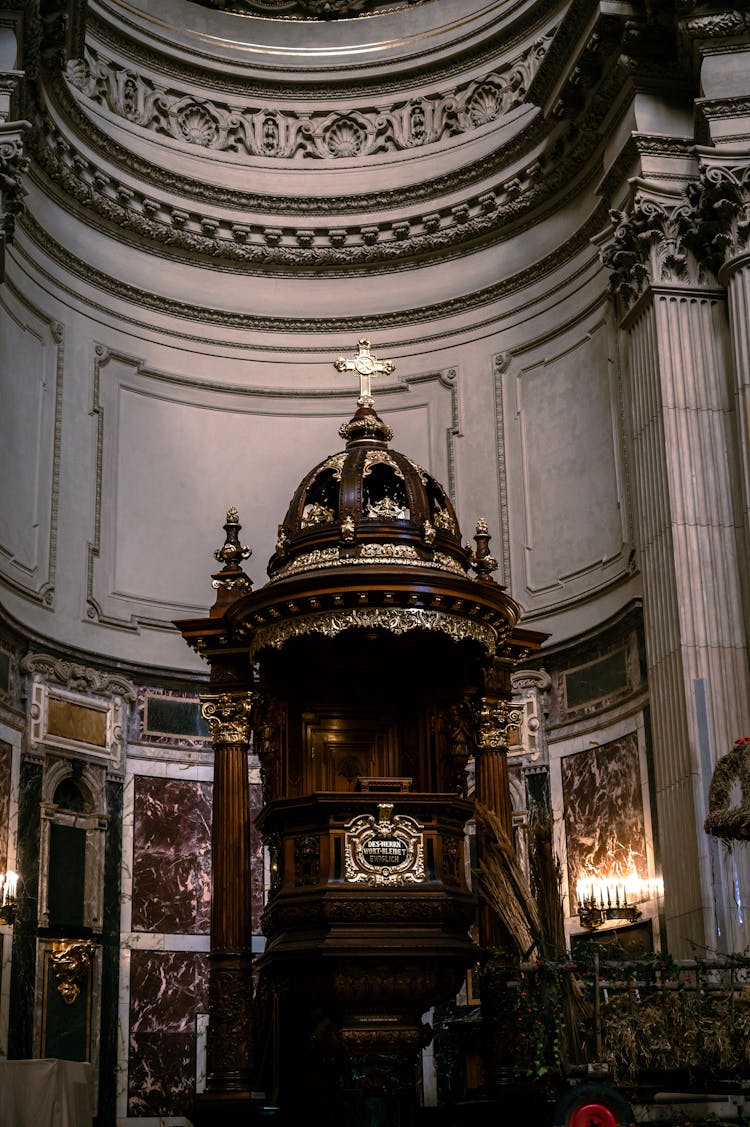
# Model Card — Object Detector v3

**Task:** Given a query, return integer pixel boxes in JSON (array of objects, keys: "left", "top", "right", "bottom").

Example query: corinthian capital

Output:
[
  {"left": 200, "top": 692, "right": 253, "bottom": 745},
  {"left": 695, "top": 149, "right": 750, "bottom": 272},
  {"left": 475, "top": 696, "right": 522, "bottom": 752},
  {"left": 596, "top": 181, "right": 713, "bottom": 310}
]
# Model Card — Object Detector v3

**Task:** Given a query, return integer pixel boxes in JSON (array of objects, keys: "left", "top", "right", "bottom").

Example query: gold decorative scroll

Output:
[
  {"left": 269, "top": 543, "right": 468, "bottom": 581},
  {"left": 475, "top": 697, "right": 522, "bottom": 751},
  {"left": 248, "top": 607, "right": 497, "bottom": 660}
]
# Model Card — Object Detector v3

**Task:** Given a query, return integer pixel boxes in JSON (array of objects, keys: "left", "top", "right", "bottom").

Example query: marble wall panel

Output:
[
  {"left": 250, "top": 777, "right": 263, "bottom": 933},
  {"left": 561, "top": 732, "right": 648, "bottom": 906},
  {"left": 0, "top": 741, "right": 10, "bottom": 871},
  {"left": 131, "top": 777, "right": 212, "bottom": 934},
  {"left": 128, "top": 949, "right": 208, "bottom": 1118}
]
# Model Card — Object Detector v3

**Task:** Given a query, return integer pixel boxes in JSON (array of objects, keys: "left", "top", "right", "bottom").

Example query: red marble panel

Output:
[
  {"left": 131, "top": 776, "right": 212, "bottom": 933},
  {"left": 562, "top": 732, "right": 648, "bottom": 906},
  {"left": 128, "top": 950, "right": 208, "bottom": 1117}
]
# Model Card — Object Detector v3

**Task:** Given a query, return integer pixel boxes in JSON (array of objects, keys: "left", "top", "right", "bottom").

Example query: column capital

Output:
[
  {"left": 200, "top": 691, "right": 253, "bottom": 745},
  {"left": 475, "top": 696, "right": 522, "bottom": 752},
  {"left": 595, "top": 179, "right": 717, "bottom": 313},
  {"left": 695, "top": 149, "right": 750, "bottom": 278}
]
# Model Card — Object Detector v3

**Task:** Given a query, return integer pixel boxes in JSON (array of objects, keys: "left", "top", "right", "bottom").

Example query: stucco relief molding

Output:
[
  {"left": 0, "top": 289, "right": 63, "bottom": 608},
  {"left": 19, "top": 203, "right": 610, "bottom": 331},
  {"left": 32, "top": 111, "right": 602, "bottom": 273},
  {"left": 0, "top": 121, "right": 30, "bottom": 264},
  {"left": 20, "top": 652, "right": 137, "bottom": 702},
  {"left": 48, "top": 63, "right": 551, "bottom": 215},
  {"left": 694, "top": 149, "right": 750, "bottom": 276},
  {"left": 595, "top": 180, "right": 717, "bottom": 311},
  {"left": 65, "top": 34, "right": 553, "bottom": 161}
]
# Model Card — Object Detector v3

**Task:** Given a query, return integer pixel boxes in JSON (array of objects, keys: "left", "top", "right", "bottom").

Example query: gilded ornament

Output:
[
  {"left": 423, "top": 519, "right": 436, "bottom": 546},
  {"left": 344, "top": 803, "right": 425, "bottom": 887},
  {"left": 200, "top": 692, "right": 254, "bottom": 744},
  {"left": 301, "top": 502, "right": 335, "bottom": 528},
  {"left": 334, "top": 339, "right": 395, "bottom": 405},
  {"left": 475, "top": 696, "right": 522, "bottom": 751},
  {"left": 269, "top": 543, "right": 468, "bottom": 580},
  {"left": 363, "top": 450, "right": 405, "bottom": 479},
  {"left": 340, "top": 515, "right": 356, "bottom": 542},
  {"left": 50, "top": 941, "right": 95, "bottom": 1005},
  {"left": 366, "top": 495, "right": 409, "bottom": 521},
  {"left": 434, "top": 507, "right": 456, "bottom": 533},
  {"left": 248, "top": 607, "right": 496, "bottom": 659}
]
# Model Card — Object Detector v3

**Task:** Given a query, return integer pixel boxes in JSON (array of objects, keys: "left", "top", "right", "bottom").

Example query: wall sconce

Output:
[
  {"left": 0, "top": 870, "right": 19, "bottom": 925},
  {"left": 575, "top": 874, "right": 662, "bottom": 931}
]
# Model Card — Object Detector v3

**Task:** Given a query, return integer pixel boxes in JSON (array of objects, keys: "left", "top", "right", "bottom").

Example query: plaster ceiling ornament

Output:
[
  {"left": 63, "top": 35, "right": 553, "bottom": 161},
  {"left": 191, "top": 0, "right": 429, "bottom": 18}
]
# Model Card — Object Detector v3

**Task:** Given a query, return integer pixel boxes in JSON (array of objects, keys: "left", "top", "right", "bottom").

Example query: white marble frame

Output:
[
  {"left": 37, "top": 757, "right": 108, "bottom": 933},
  {"left": 28, "top": 676, "right": 125, "bottom": 770},
  {"left": 117, "top": 754, "right": 215, "bottom": 1126}
]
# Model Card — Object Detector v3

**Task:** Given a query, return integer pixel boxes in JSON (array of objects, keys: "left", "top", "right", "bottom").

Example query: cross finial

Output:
[{"left": 334, "top": 338, "right": 395, "bottom": 406}]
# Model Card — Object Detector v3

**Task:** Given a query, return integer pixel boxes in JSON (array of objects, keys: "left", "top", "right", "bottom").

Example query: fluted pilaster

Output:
[{"left": 601, "top": 181, "right": 750, "bottom": 954}]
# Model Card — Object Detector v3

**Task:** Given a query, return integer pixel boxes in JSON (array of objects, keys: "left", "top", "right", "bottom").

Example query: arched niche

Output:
[{"left": 38, "top": 757, "right": 107, "bottom": 932}]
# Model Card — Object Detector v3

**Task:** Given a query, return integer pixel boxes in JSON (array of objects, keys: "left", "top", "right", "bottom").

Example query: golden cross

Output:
[{"left": 334, "top": 338, "right": 395, "bottom": 405}]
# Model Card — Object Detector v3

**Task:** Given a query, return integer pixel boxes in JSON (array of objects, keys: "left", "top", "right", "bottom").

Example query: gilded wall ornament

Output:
[
  {"left": 200, "top": 692, "right": 254, "bottom": 744},
  {"left": 50, "top": 941, "right": 95, "bottom": 1005}
]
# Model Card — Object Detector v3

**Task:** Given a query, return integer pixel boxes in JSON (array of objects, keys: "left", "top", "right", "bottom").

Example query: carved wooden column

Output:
[
  {"left": 200, "top": 689, "right": 255, "bottom": 1095},
  {"left": 178, "top": 509, "right": 259, "bottom": 1109},
  {"left": 599, "top": 181, "right": 750, "bottom": 955}
]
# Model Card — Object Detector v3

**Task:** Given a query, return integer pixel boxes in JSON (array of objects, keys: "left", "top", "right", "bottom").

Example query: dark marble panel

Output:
[
  {"left": 250, "top": 778, "right": 264, "bottom": 934},
  {"left": 562, "top": 733, "right": 647, "bottom": 907},
  {"left": 0, "top": 740, "right": 11, "bottom": 871},
  {"left": 565, "top": 648, "right": 628, "bottom": 711},
  {"left": 128, "top": 950, "right": 208, "bottom": 1118},
  {"left": 8, "top": 759, "right": 42, "bottom": 1059},
  {"left": 131, "top": 777, "right": 212, "bottom": 934}
]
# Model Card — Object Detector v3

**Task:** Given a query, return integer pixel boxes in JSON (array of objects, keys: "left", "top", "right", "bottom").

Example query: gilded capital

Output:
[
  {"left": 201, "top": 692, "right": 253, "bottom": 745},
  {"left": 475, "top": 696, "right": 522, "bottom": 751}
]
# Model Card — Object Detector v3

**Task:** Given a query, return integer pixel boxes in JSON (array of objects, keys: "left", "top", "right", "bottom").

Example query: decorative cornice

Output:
[
  {"left": 45, "top": 62, "right": 551, "bottom": 216},
  {"left": 66, "top": 33, "right": 553, "bottom": 162},
  {"left": 20, "top": 651, "right": 137, "bottom": 701},
  {"left": 29, "top": 105, "right": 610, "bottom": 274},
  {"left": 18, "top": 200, "right": 609, "bottom": 329},
  {"left": 18, "top": 200, "right": 609, "bottom": 330}
]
